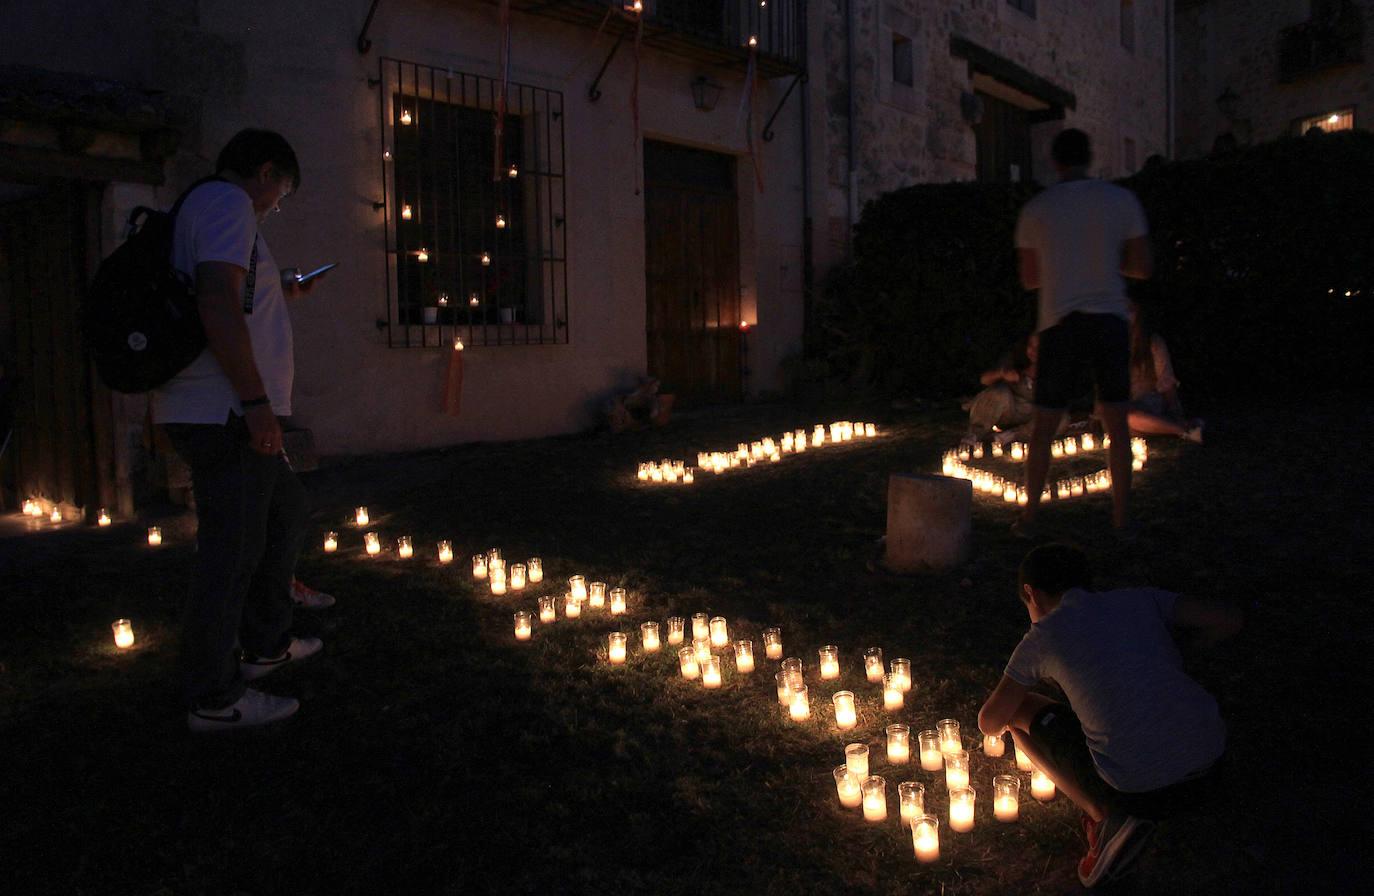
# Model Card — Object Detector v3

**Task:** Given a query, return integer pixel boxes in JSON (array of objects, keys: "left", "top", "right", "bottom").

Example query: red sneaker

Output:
[{"left": 291, "top": 579, "right": 337, "bottom": 609}]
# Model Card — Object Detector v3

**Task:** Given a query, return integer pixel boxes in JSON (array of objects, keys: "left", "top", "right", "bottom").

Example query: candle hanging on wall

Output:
[
  {"left": 416, "top": 247, "right": 429, "bottom": 263},
  {"left": 496, "top": 214, "right": 506, "bottom": 229},
  {"left": 400, "top": 108, "right": 412, "bottom": 125},
  {"left": 97, "top": 509, "right": 112, "bottom": 527},
  {"left": 401, "top": 203, "right": 412, "bottom": 220},
  {"left": 147, "top": 526, "right": 162, "bottom": 546}
]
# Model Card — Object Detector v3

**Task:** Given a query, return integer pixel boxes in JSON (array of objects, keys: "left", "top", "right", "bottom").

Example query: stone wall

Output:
[{"left": 1175, "top": 0, "right": 1374, "bottom": 158}]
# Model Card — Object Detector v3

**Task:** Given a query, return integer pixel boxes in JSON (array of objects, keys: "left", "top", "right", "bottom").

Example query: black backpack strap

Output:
[{"left": 242, "top": 238, "right": 259, "bottom": 314}]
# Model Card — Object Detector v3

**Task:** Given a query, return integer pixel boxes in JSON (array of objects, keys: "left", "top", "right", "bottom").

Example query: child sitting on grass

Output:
[{"left": 978, "top": 543, "right": 1242, "bottom": 887}]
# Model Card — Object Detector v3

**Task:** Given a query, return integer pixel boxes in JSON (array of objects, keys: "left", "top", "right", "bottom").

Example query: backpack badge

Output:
[{"left": 127, "top": 332, "right": 149, "bottom": 352}]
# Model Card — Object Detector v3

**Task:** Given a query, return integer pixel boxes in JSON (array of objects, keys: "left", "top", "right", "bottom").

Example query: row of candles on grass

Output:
[
  {"left": 636, "top": 421, "right": 879, "bottom": 484},
  {"left": 943, "top": 437, "right": 1149, "bottom": 503},
  {"left": 957, "top": 433, "right": 1148, "bottom": 463},
  {"left": 21, "top": 498, "right": 117, "bottom": 529}
]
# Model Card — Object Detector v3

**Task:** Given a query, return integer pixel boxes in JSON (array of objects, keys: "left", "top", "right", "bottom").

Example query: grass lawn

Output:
[{"left": 2, "top": 396, "right": 1368, "bottom": 894}]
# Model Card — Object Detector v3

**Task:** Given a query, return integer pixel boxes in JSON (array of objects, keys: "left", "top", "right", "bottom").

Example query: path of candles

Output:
[
  {"left": 635, "top": 420, "right": 879, "bottom": 485},
  {"left": 941, "top": 432, "right": 1149, "bottom": 506}
]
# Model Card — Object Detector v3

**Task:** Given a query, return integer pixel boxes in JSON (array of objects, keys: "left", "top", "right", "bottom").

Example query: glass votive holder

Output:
[
  {"left": 866, "top": 423, "right": 876, "bottom": 437},
  {"left": 609, "top": 587, "right": 627, "bottom": 615},
  {"left": 691, "top": 613, "right": 710, "bottom": 641},
  {"left": 709, "top": 616, "right": 729, "bottom": 648},
  {"left": 734, "top": 639, "right": 754, "bottom": 673},
  {"left": 667, "top": 616, "right": 685, "bottom": 645},
  {"left": 527, "top": 557, "right": 543, "bottom": 583},
  {"left": 487, "top": 547, "right": 502, "bottom": 565},
  {"left": 693, "top": 638, "right": 712, "bottom": 664},
  {"left": 912, "top": 814, "right": 940, "bottom": 863},
  {"left": 818, "top": 645, "right": 840, "bottom": 680},
  {"left": 882, "top": 673, "right": 904, "bottom": 710},
  {"left": 983, "top": 732, "right": 1006, "bottom": 757},
  {"left": 763, "top": 627, "right": 783, "bottom": 659},
  {"left": 834, "top": 766, "right": 862, "bottom": 808},
  {"left": 437, "top": 540, "right": 453, "bottom": 563},
  {"left": 919, "top": 729, "right": 943, "bottom": 771},
  {"left": 701, "top": 655, "right": 722, "bottom": 688},
  {"left": 864, "top": 647, "right": 885, "bottom": 683},
  {"left": 832, "top": 691, "right": 857, "bottom": 730},
  {"left": 775, "top": 671, "right": 793, "bottom": 705},
  {"left": 678, "top": 647, "right": 700, "bottom": 679},
  {"left": 781, "top": 656, "right": 803, "bottom": 677},
  {"left": 898, "top": 781, "right": 925, "bottom": 827},
  {"left": 323, "top": 531, "right": 338, "bottom": 552},
  {"left": 564, "top": 592, "right": 581, "bottom": 618},
  {"left": 788, "top": 685, "right": 811, "bottom": 721},
  {"left": 354, "top": 506, "right": 369, "bottom": 526},
  {"left": 938, "top": 718, "right": 962, "bottom": 755},
  {"left": 994, "top": 774, "right": 1020, "bottom": 822},
  {"left": 364, "top": 532, "right": 381, "bottom": 555},
  {"left": 396, "top": 536, "right": 413, "bottom": 559},
  {"left": 1031, "top": 767, "right": 1056, "bottom": 801},
  {"left": 510, "top": 563, "right": 527, "bottom": 590},
  {"left": 861, "top": 776, "right": 887, "bottom": 823},
  {"left": 147, "top": 526, "right": 162, "bottom": 546},
  {"left": 607, "top": 631, "right": 627, "bottom": 664},
  {"left": 886, "top": 724, "right": 911, "bottom": 764},
  {"left": 944, "top": 750, "right": 970, "bottom": 791},
  {"left": 472, "top": 554, "right": 488, "bottom": 579},
  {"left": 1015, "top": 742, "right": 1034, "bottom": 771},
  {"left": 538, "top": 596, "right": 557, "bottom": 623},
  {"left": 489, "top": 557, "right": 506, "bottom": 576},
  {"left": 489, "top": 568, "right": 507, "bottom": 595},
  {"left": 513, "top": 611, "right": 532, "bottom": 641},
  {"left": 111, "top": 618, "right": 134, "bottom": 649},
  {"left": 587, "top": 580, "right": 605, "bottom": 608},
  {"left": 845, "top": 742, "right": 870, "bottom": 777},
  {"left": 569, "top": 575, "right": 587, "bottom": 602},
  {"left": 949, "top": 787, "right": 976, "bottom": 832},
  {"left": 890, "top": 657, "right": 912, "bottom": 692},
  {"left": 640, "top": 621, "right": 660, "bottom": 652}
]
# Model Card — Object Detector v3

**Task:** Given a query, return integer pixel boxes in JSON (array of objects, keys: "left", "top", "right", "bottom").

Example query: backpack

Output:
[{"left": 83, "top": 176, "right": 255, "bottom": 393}]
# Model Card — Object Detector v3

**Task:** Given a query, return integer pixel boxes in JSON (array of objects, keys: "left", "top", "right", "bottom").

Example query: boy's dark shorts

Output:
[
  {"left": 1034, "top": 312, "right": 1130, "bottom": 409},
  {"left": 1027, "top": 702, "right": 1224, "bottom": 820}
]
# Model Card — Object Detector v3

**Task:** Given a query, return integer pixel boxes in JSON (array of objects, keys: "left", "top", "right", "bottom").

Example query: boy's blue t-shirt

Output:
[{"left": 1004, "top": 587, "right": 1226, "bottom": 793}]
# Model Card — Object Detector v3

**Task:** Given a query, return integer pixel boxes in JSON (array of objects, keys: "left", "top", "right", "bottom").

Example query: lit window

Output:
[{"left": 1298, "top": 107, "right": 1355, "bottom": 134}]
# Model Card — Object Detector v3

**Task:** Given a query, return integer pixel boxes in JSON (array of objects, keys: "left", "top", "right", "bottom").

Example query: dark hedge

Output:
[{"left": 812, "top": 130, "right": 1374, "bottom": 405}]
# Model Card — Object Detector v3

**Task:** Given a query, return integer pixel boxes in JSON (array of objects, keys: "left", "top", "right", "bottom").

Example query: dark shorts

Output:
[
  {"left": 1034, "top": 312, "right": 1130, "bottom": 408},
  {"left": 1026, "top": 702, "right": 1223, "bottom": 820}
]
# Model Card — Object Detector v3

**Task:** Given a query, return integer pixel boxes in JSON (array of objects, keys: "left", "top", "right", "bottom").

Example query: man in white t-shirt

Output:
[
  {"left": 979, "top": 544, "right": 1241, "bottom": 887},
  {"left": 156, "top": 129, "right": 326, "bottom": 732},
  {"left": 1013, "top": 129, "right": 1152, "bottom": 536}
]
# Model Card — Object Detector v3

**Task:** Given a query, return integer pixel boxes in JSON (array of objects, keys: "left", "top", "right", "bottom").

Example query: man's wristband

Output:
[{"left": 240, "top": 395, "right": 271, "bottom": 409}]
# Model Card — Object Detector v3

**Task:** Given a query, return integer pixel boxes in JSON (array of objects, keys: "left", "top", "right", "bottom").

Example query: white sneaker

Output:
[
  {"left": 187, "top": 688, "right": 299, "bottom": 733},
  {"left": 291, "top": 579, "right": 336, "bottom": 609},
  {"left": 240, "top": 636, "right": 324, "bottom": 681}
]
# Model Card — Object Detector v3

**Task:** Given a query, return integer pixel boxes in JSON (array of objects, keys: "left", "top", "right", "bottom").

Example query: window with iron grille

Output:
[
  {"left": 1296, "top": 106, "right": 1356, "bottom": 134},
  {"left": 1007, "top": 0, "right": 1036, "bottom": 18},
  {"left": 376, "top": 58, "right": 568, "bottom": 347}
]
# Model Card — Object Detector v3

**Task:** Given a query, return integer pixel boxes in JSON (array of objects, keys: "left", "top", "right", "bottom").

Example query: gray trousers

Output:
[{"left": 164, "top": 413, "right": 306, "bottom": 709}]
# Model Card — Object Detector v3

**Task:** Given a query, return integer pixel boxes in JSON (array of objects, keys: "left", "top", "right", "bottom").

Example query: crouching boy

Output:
[{"left": 978, "top": 544, "right": 1242, "bottom": 887}]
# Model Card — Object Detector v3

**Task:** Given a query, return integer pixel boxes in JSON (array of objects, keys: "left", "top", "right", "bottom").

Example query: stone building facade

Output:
[{"left": 1174, "top": 0, "right": 1372, "bottom": 157}]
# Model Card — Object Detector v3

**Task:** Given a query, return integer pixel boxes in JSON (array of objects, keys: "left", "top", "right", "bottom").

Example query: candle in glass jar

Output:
[
  {"left": 833, "top": 691, "right": 857, "bottom": 730},
  {"left": 949, "top": 787, "right": 976, "bottom": 832},
  {"left": 938, "top": 719, "right": 961, "bottom": 755},
  {"left": 587, "top": 580, "right": 605, "bottom": 608},
  {"left": 397, "top": 536, "right": 413, "bottom": 559},
  {"left": 111, "top": 618, "right": 135, "bottom": 649},
  {"left": 678, "top": 647, "right": 700, "bottom": 680},
  {"left": 887, "top": 724, "right": 911, "bottom": 764},
  {"left": 667, "top": 616, "right": 685, "bottom": 645},
  {"left": 944, "top": 750, "right": 970, "bottom": 791},
  {"left": 709, "top": 616, "right": 729, "bottom": 648},
  {"left": 763, "top": 627, "right": 783, "bottom": 660},
  {"left": 490, "top": 569, "right": 507, "bottom": 595},
  {"left": 609, "top": 587, "right": 627, "bottom": 615},
  {"left": 1015, "top": 743, "right": 1034, "bottom": 771},
  {"left": 890, "top": 658, "right": 912, "bottom": 692},
  {"left": 691, "top": 613, "right": 710, "bottom": 641},
  {"left": 514, "top": 611, "right": 533, "bottom": 641},
  {"left": 42, "top": 506, "right": 57, "bottom": 523},
  {"left": 912, "top": 815, "right": 940, "bottom": 863},
  {"left": 993, "top": 775, "right": 1020, "bottom": 822},
  {"left": 539, "top": 596, "right": 557, "bottom": 623},
  {"left": 693, "top": 638, "right": 712, "bottom": 665},
  {"left": 834, "top": 766, "right": 862, "bottom": 808},
  {"left": 818, "top": 645, "right": 840, "bottom": 680},
  {"left": 641, "top": 621, "right": 660, "bottom": 652},
  {"left": 527, "top": 557, "right": 543, "bottom": 583},
  {"left": 564, "top": 592, "right": 581, "bottom": 618},
  {"left": 569, "top": 576, "right": 587, "bottom": 602},
  {"left": 864, "top": 647, "right": 885, "bottom": 683},
  {"left": 510, "top": 564, "right": 527, "bottom": 590},
  {"left": 866, "top": 423, "right": 877, "bottom": 437},
  {"left": 861, "top": 776, "right": 887, "bottom": 822},
  {"left": 734, "top": 639, "right": 754, "bottom": 673},
  {"left": 775, "top": 671, "right": 793, "bottom": 705},
  {"left": 323, "top": 531, "right": 338, "bottom": 552},
  {"left": 1031, "top": 768, "right": 1056, "bottom": 801},
  {"left": 472, "top": 554, "right": 488, "bottom": 579},
  {"left": 983, "top": 732, "right": 1006, "bottom": 757},
  {"left": 608, "top": 632, "right": 627, "bottom": 664},
  {"left": 355, "top": 506, "right": 369, "bottom": 526},
  {"left": 97, "top": 509, "right": 112, "bottom": 527},
  {"left": 437, "top": 540, "right": 453, "bottom": 563},
  {"left": 701, "top": 655, "right": 722, "bottom": 688},
  {"left": 789, "top": 685, "right": 810, "bottom": 721},
  {"left": 918, "top": 730, "right": 943, "bottom": 771},
  {"left": 883, "top": 673, "right": 904, "bottom": 710},
  {"left": 845, "top": 742, "right": 869, "bottom": 777},
  {"left": 147, "top": 526, "right": 162, "bottom": 546},
  {"left": 899, "top": 781, "right": 924, "bottom": 827},
  {"left": 364, "top": 532, "right": 380, "bottom": 555}
]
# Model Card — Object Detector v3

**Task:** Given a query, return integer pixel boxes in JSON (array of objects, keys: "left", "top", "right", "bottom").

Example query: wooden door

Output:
[
  {"left": 975, "top": 91, "right": 1033, "bottom": 184},
  {"left": 644, "top": 141, "right": 741, "bottom": 405},
  {"left": 0, "top": 183, "right": 112, "bottom": 516}
]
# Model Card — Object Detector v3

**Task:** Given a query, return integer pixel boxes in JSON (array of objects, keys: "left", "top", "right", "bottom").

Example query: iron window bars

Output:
[{"left": 376, "top": 57, "right": 568, "bottom": 348}]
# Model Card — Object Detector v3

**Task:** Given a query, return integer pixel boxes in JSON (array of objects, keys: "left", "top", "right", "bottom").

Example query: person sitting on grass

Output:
[
  {"left": 978, "top": 543, "right": 1242, "bottom": 888},
  {"left": 1127, "top": 302, "right": 1203, "bottom": 443},
  {"left": 963, "top": 333, "right": 1038, "bottom": 447}
]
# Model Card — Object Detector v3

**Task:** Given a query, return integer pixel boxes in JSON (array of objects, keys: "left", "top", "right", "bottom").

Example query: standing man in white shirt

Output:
[
  {"left": 156, "top": 129, "right": 324, "bottom": 731},
  {"left": 1013, "top": 129, "right": 1153, "bottom": 536}
]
